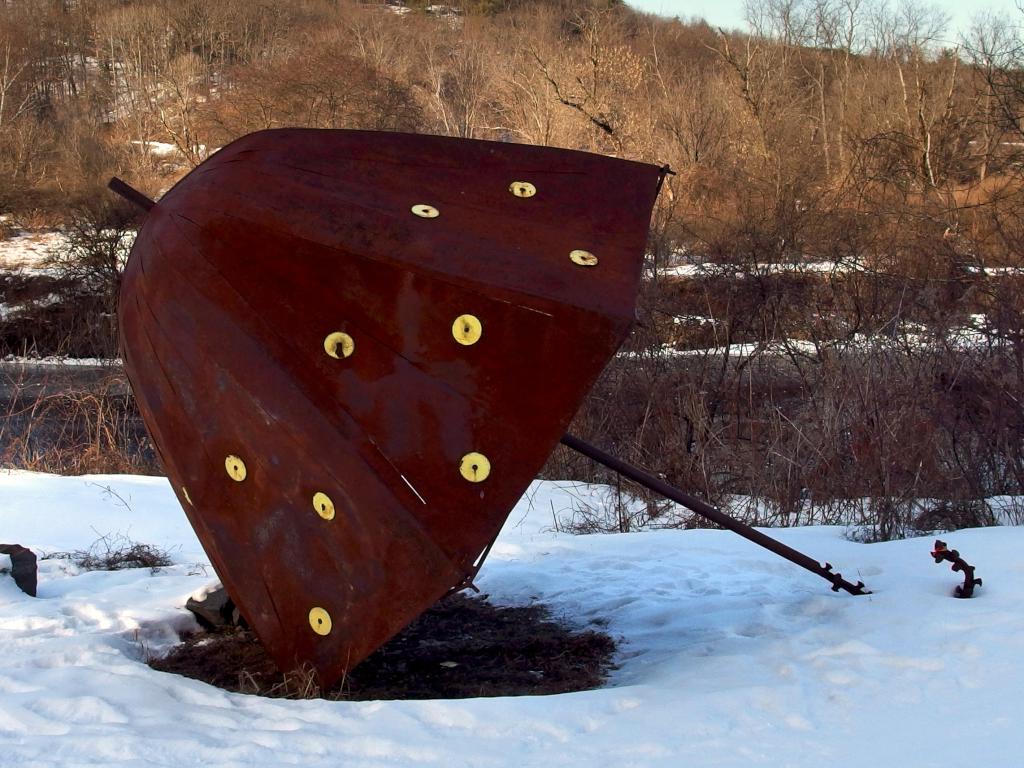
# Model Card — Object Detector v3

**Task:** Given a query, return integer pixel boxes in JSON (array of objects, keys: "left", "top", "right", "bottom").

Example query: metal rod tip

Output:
[{"left": 108, "top": 177, "right": 155, "bottom": 212}]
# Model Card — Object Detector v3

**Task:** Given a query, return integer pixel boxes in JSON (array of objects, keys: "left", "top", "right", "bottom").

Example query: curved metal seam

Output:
[{"left": 171, "top": 198, "right": 628, "bottom": 335}]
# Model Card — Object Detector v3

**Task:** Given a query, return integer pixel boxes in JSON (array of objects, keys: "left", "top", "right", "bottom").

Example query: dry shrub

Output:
[
  {"left": 0, "top": 201, "right": 140, "bottom": 362},
  {"left": 204, "top": 45, "right": 424, "bottom": 144},
  {"left": 557, "top": 244, "right": 1024, "bottom": 536},
  {"left": 47, "top": 531, "right": 173, "bottom": 574},
  {"left": 0, "top": 369, "right": 158, "bottom": 475}
]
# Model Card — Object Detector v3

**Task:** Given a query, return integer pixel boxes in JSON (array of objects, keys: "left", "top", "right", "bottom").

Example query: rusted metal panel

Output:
[{"left": 118, "top": 129, "right": 663, "bottom": 686}]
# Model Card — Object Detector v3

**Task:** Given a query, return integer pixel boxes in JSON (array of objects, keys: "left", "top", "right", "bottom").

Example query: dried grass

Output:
[
  {"left": 47, "top": 530, "right": 173, "bottom": 574},
  {"left": 0, "top": 367, "right": 158, "bottom": 475}
]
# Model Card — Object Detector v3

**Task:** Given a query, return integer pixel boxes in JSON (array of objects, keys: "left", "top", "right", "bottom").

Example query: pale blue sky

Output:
[{"left": 627, "top": 0, "right": 1022, "bottom": 43}]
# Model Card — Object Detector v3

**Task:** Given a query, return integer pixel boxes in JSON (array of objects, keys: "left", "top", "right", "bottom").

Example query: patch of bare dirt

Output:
[{"left": 150, "top": 593, "right": 617, "bottom": 700}]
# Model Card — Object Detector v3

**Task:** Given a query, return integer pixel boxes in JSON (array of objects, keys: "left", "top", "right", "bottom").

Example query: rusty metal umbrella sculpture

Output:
[{"left": 112, "top": 129, "right": 867, "bottom": 688}]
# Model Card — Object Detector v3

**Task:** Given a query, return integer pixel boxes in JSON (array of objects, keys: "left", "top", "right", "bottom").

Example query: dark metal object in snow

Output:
[
  {"left": 186, "top": 585, "right": 247, "bottom": 630},
  {"left": 931, "top": 540, "right": 982, "bottom": 598},
  {"left": 0, "top": 544, "right": 38, "bottom": 597},
  {"left": 111, "top": 129, "right": 664, "bottom": 687},
  {"left": 559, "top": 435, "right": 872, "bottom": 595}
]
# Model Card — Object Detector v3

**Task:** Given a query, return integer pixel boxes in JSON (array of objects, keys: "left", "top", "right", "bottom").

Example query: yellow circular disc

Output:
[
  {"left": 509, "top": 181, "right": 537, "bottom": 198},
  {"left": 569, "top": 249, "right": 599, "bottom": 267},
  {"left": 411, "top": 204, "right": 440, "bottom": 218},
  {"left": 452, "top": 314, "right": 482, "bottom": 346},
  {"left": 312, "top": 491, "right": 335, "bottom": 521},
  {"left": 224, "top": 455, "right": 247, "bottom": 482},
  {"left": 460, "top": 452, "right": 491, "bottom": 483},
  {"left": 323, "top": 331, "right": 354, "bottom": 359},
  {"left": 309, "top": 607, "right": 332, "bottom": 636}
]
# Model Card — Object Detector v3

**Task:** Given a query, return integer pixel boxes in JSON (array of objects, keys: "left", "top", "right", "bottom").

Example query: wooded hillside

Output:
[{"left": 3, "top": 0, "right": 1024, "bottom": 537}]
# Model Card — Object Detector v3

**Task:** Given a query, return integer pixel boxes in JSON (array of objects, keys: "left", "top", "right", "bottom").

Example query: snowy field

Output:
[
  {"left": 2, "top": 471, "right": 1022, "bottom": 767},
  {"left": 0, "top": 231, "right": 64, "bottom": 275}
]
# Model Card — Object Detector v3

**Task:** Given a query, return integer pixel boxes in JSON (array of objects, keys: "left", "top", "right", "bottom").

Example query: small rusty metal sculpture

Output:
[
  {"left": 112, "top": 129, "right": 869, "bottom": 687},
  {"left": 931, "top": 540, "right": 982, "bottom": 598},
  {"left": 0, "top": 544, "right": 37, "bottom": 597}
]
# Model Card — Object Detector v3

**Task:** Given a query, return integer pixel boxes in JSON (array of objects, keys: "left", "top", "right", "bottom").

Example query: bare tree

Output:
[{"left": 0, "top": 19, "right": 32, "bottom": 130}]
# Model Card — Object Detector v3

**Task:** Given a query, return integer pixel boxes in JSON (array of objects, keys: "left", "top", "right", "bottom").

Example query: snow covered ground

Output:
[
  {"left": 0, "top": 231, "right": 65, "bottom": 275},
  {"left": 2, "top": 472, "right": 1021, "bottom": 766},
  {"left": 0, "top": 356, "right": 120, "bottom": 367},
  {"left": 658, "top": 260, "right": 1024, "bottom": 279}
]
